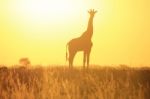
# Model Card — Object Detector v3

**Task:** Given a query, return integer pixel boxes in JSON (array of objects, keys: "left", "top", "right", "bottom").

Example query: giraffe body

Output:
[{"left": 66, "top": 9, "right": 97, "bottom": 68}]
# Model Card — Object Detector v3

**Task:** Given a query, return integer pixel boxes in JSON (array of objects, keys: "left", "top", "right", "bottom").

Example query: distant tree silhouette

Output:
[
  {"left": 19, "top": 58, "right": 30, "bottom": 66},
  {"left": 66, "top": 9, "right": 97, "bottom": 68}
]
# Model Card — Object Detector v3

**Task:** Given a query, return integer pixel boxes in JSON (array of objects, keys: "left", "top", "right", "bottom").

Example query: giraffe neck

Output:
[
  {"left": 81, "top": 16, "right": 94, "bottom": 40},
  {"left": 87, "top": 16, "right": 93, "bottom": 34}
]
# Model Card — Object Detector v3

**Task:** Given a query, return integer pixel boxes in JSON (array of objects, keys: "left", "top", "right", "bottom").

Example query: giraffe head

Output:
[{"left": 88, "top": 9, "right": 97, "bottom": 17}]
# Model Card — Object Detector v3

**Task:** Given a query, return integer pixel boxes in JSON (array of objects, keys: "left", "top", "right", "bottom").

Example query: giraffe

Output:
[{"left": 66, "top": 9, "right": 97, "bottom": 68}]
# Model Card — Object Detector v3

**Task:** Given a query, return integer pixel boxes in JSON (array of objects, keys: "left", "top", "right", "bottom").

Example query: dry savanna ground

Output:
[{"left": 0, "top": 65, "right": 150, "bottom": 99}]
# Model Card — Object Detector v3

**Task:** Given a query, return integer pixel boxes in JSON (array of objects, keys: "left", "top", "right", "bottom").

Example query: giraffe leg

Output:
[
  {"left": 87, "top": 45, "right": 92, "bottom": 68},
  {"left": 87, "top": 42, "right": 93, "bottom": 68},
  {"left": 69, "top": 52, "right": 76, "bottom": 68},
  {"left": 87, "top": 52, "right": 90, "bottom": 68},
  {"left": 83, "top": 51, "right": 87, "bottom": 68}
]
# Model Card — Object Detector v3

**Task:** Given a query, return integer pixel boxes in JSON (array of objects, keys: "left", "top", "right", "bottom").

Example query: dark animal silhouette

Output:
[{"left": 66, "top": 9, "right": 97, "bottom": 68}]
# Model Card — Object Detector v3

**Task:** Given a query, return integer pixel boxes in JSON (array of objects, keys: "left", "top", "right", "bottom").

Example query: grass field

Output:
[{"left": 0, "top": 66, "right": 150, "bottom": 99}]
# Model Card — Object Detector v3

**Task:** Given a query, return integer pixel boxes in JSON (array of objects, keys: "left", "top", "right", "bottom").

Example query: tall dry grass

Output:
[{"left": 0, "top": 66, "right": 150, "bottom": 99}]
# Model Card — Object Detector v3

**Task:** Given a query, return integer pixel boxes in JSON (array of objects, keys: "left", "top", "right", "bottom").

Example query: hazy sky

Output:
[{"left": 0, "top": 0, "right": 150, "bottom": 66}]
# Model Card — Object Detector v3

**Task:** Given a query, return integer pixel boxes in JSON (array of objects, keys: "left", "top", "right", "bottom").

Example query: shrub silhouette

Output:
[{"left": 19, "top": 58, "right": 30, "bottom": 66}]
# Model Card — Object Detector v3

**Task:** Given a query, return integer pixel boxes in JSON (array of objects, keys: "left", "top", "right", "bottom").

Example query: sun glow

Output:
[
  {"left": 20, "top": 0, "right": 77, "bottom": 21},
  {"left": 5, "top": 0, "right": 93, "bottom": 40}
]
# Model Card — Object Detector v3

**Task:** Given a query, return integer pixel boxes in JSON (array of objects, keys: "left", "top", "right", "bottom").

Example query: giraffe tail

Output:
[{"left": 66, "top": 43, "right": 69, "bottom": 61}]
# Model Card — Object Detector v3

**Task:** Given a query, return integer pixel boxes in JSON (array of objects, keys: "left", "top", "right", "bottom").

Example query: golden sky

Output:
[{"left": 0, "top": 0, "right": 150, "bottom": 66}]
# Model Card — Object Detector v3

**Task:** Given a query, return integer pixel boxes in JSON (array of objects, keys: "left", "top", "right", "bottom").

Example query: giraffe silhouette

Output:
[{"left": 66, "top": 9, "right": 97, "bottom": 68}]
